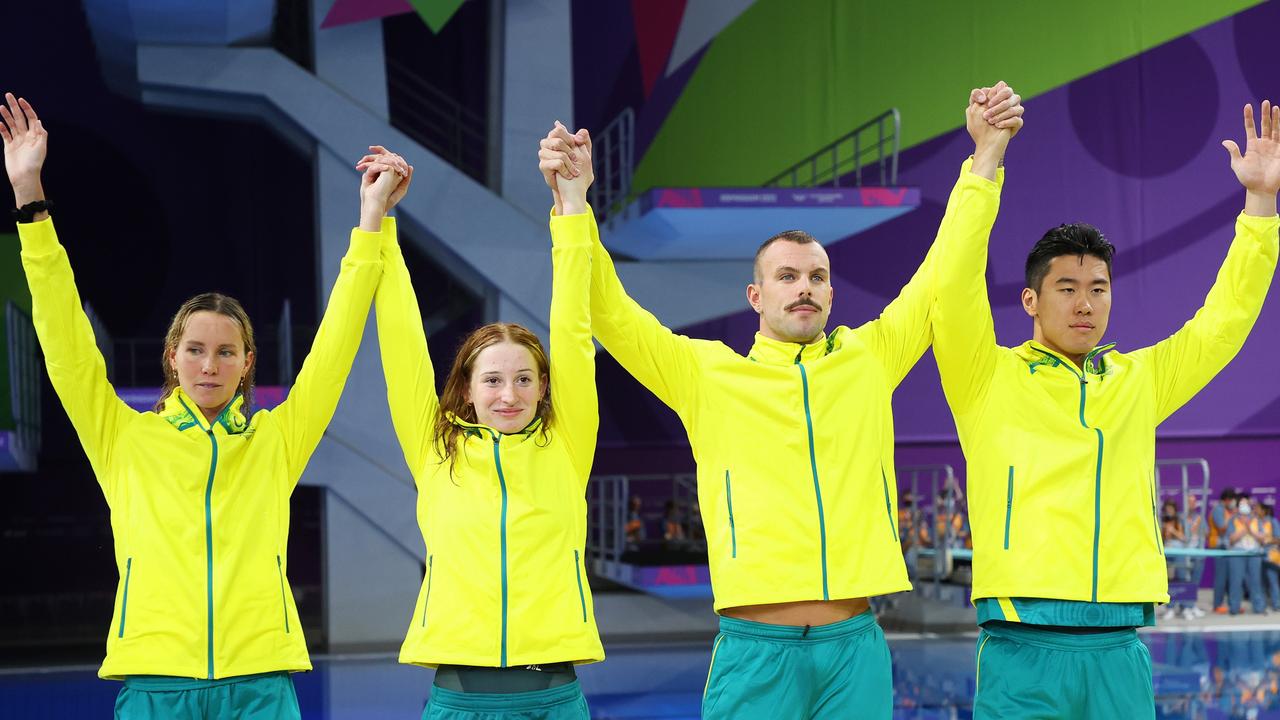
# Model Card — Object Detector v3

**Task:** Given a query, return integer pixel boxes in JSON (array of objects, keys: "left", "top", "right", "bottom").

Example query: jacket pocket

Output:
[
  {"left": 276, "top": 555, "right": 291, "bottom": 634},
  {"left": 725, "top": 470, "right": 737, "bottom": 559},
  {"left": 574, "top": 550, "right": 587, "bottom": 623},
  {"left": 881, "top": 468, "right": 898, "bottom": 542},
  {"left": 118, "top": 557, "right": 133, "bottom": 638},
  {"left": 1004, "top": 467, "right": 1014, "bottom": 550},
  {"left": 421, "top": 555, "right": 434, "bottom": 628}
]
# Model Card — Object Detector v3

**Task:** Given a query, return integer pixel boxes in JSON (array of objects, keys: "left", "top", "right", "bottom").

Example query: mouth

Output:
[
  {"left": 1069, "top": 324, "right": 1095, "bottom": 331},
  {"left": 493, "top": 408, "right": 524, "bottom": 417},
  {"left": 195, "top": 382, "right": 222, "bottom": 390}
]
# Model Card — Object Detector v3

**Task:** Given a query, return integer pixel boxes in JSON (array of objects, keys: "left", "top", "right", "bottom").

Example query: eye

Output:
[
  {"left": 219, "top": 349, "right": 234, "bottom": 357},
  {"left": 187, "top": 347, "right": 202, "bottom": 355},
  {"left": 811, "top": 274, "right": 825, "bottom": 283},
  {"left": 779, "top": 273, "right": 794, "bottom": 281},
  {"left": 1061, "top": 288, "right": 1074, "bottom": 294},
  {"left": 484, "top": 377, "right": 500, "bottom": 385},
  {"left": 516, "top": 375, "right": 532, "bottom": 386}
]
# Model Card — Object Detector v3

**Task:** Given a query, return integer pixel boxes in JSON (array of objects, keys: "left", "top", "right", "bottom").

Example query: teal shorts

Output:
[
  {"left": 701, "top": 609, "right": 892, "bottom": 720},
  {"left": 974, "top": 622, "right": 1154, "bottom": 719},
  {"left": 114, "top": 671, "right": 300, "bottom": 720},
  {"left": 423, "top": 679, "right": 589, "bottom": 719}
]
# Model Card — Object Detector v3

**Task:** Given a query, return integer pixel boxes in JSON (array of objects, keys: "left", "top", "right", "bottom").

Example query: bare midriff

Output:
[{"left": 720, "top": 597, "right": 870, "bottom": 626}]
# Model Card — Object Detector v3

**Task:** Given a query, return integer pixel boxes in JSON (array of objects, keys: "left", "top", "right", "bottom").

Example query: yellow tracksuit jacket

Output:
[
  {"left": 555, "top": 164, "right": 1002, "bottom": 611},
  {"left": 931, "top": 166, "right": 1279, "bottom": 605},
  {"left": 377, "top": 214, "right": 603, "bottom": 668},
  {"left": 17, "top": 216, "right": 384, "bottom": 679}
]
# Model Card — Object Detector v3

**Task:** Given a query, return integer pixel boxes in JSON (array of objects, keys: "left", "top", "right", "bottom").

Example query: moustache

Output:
[{"left": 786, "top": 299, "right": 823, "bottom": 312}]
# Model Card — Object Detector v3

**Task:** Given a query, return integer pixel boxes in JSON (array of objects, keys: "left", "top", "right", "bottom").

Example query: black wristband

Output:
[{"left": 12, "top": 200, "right": 53, "bottom": 223}]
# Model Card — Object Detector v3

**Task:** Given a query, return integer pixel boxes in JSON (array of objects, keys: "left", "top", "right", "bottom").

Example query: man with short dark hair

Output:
[
  {"left": 539, "top": 83, "right": 1024, "bottom": 719},
  {"left": 932, "top": 101, "right": 1280, "bottom": 718}
]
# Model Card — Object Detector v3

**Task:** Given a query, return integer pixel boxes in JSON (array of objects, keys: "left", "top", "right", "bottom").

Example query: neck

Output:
[
  {"left": 759, "top": 324, "right": 822, "bottom": 346},
  {"left": 1032, "top": 328, "right": 1086, "bottom": 370}
]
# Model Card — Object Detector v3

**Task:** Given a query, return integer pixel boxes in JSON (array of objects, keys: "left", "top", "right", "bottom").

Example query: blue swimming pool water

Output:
[{"left": 3, "top": 630, "right": 1279, "bottom": 719}]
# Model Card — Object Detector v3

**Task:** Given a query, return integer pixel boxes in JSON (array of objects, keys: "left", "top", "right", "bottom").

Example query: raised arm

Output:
[
  {"left": 361, "top": 149, "right": 441, "bottom": 476},
  {"left": 540, "top": 123, "right": 701, "bottom": 416},
  {"left": 273, "top": 152, "right": 406, "bottom": 482},
  {"left": 540, "top": 130, "right": 598, "bottom": 482},
  {"left": 930, "top": 86, "right": 1019, "bottom": 416},
  {"left": 861, "top": 83, "right": 1021, "bottom": 389},
  {"left": 1133, "top": 101, "right": 1280, "bottom": 424},
  {"left": 3, "top": 93, "right": 133, "bottom": 490}
]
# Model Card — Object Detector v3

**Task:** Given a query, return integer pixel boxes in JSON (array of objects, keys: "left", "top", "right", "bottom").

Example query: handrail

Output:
[
  {"left": 386, "top": 57, "right": 487, "bottom": 182},
  {"left": 764, "top": 108, "right": 900, "bottom": 188},
  {"left": 588, "top": 107, "right": 635, "bottom": 225}
]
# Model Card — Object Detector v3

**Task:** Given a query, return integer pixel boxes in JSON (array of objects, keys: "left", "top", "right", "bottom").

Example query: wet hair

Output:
[
  {"left": 753, "top": 230, "right": 821, "bottom": 284},
  {"left": 434, "top": 322, "right": 553, "bottom": 476},
  {"left": 1025, "top": 223, "right": 1115, "bottom": 293},
  {"left": 156, "top": 292, "right": 256, "bottom": 413},
  {"left": 1220, "top": 489, "right": 1237, "bottom": 501}
]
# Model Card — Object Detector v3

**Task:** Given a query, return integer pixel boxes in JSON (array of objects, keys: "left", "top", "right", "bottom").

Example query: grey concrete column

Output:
[{"left": 499, "top": 0, "right": 574, "bottom": 220}]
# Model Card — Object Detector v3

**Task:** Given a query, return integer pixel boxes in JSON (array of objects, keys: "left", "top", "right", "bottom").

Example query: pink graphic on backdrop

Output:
[
  {"left": 858, "top": 188, "right": 909, "bottom": 206},
  {"left": 655, "top": 188, "right": 704, "bottom": 208},
  {"left": 320, "top": 0, "right": 414, "bottom": 29},
  {"left": 631, "top": 0, "right": 687, "bottom": 98}
]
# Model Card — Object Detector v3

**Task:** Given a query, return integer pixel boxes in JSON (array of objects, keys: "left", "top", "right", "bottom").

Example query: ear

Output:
[
  {"left": 1021, "top": 287, "right": 1037, "bottom": 318},
  {"left": 243, "top": 349, "right": 255, "bottom": 377},
  {"left": 539, "top": 374, "right": 549, "bottom": 401},
  {"left": 746, "top": 284, "right": 762, "bottom": 314},
  {"left": 167, "top": 347, "right": 179, "bottom": 377}
]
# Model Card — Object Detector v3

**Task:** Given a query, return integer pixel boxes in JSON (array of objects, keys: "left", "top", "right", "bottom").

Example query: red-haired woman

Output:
[
  {"left": 366, "top": 135, "right": 602, "bottom": 718},
  {"left": 2, "top": 91, "right": 408, "bottom": 719}
]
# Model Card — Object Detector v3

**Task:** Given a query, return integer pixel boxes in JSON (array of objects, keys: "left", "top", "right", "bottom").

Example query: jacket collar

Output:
[
  {"left": 748, "top": 328, "right": 841, "bottom": 366},
  {"left": 159, "top": 387, "right": 249, "bottom": 435},
  {"left": 1017, "top": 341, "right": 1116, "bottom": 378},
  {"left": 448, "top": 412, "right": 544, "bottom": 443}
]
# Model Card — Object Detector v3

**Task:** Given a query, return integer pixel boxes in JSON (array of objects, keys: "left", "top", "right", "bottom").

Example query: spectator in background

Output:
[
  {"left": 1212, "top": 489, "right": 1239, "bottom": 614},
  {"left": 1185, "top": 494, "right": 1208, "bottom": 618},
  {"left": 663, "top": 500, "right": 687, "bottom": 550},
  {"left": 625, "top": 495, "right": 646, "bottom": 551},
  {"left": 1228, "top": 495, "right": 1268, "bottom": 615},
  {"left": 1162, "top": 499, "right": 1192, "bottom": 621},
  {"left": 1263, "top": 503, "right": 1280, "bottom": 611}
]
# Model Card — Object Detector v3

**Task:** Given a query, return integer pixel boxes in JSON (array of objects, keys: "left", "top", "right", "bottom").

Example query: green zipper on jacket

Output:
[
  {"left": 178, "top": 396, "right": 226, "bottom": 680},
  {"left": 574, "top": 550, "right": 587, "bottom": 622},
  {"left": 118, "top": 557, "right": 132, "bottom": 638},
  {"left": 422, "top": 555, "right": 433, "bottom": 628},
  {"left": 276, "top": 555, "right": 290, "bottom": 634},
  {"left": 1149, "top": 473, "right": 1164, "bottom": 554},
  {"left": 491, "top": 434, "right": 510, "bottom": 668},
  {"left": 796, "top": 360, "right": 829, "bottom": 601},
  {"left": 1036, "top": 347, "right": 1108, "bottom": 603},
  {"left": 881, "top": 468, "right": 897, "bottom": 542},
  {"left": 725, "top": 470, "right": 737, "bottom": 558},
  {"left": 1004, "top": 467, "right": 1014, "bottom": 550}
]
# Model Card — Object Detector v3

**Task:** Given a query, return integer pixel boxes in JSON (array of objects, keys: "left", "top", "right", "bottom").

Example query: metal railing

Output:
[
  {"left": 386, "top": 57, "right": 488, "bottom": 183},
  {"left": 277, "top": 300, "right": 294, "bottom": 393},
  {"left": 586, "top": 472, "right": 701, "bottom": 568},
  {"left": 6, "top": 302, "right": 40, "bottom": 471},
  {"left": 764, "top": 108, "right": 900, "bottom": 188},
  {"left": 588, "top": 107, "right": 635, "bottom": 226}
]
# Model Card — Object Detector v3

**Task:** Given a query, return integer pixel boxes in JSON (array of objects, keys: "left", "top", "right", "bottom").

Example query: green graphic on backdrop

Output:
[
  {"left": 632, "top": 0, "right": 1262, "bottom": 192},
  {"left": 408, "top": 0, "right": 467, "bottom": 33}
]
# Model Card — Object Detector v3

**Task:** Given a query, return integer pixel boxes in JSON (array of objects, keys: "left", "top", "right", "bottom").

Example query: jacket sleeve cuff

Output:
[
  {"left": 960, "top": 156, "right": 1004, "bottom": 191},
  {"left": 549, "top": 206, "right": 595, "bottom": 249},
  {"left": 15, "top": 216, "right": 59, "bottom": 256},
  {"left": 349, "top": 216, "right": 394, "bottom": 262}
]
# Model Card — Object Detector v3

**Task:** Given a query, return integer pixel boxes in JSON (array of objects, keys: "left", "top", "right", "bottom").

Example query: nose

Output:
[
  {"left": 1076, "top": 295, "right": 1093, "bottom": 314},
  {"left": 500, "top": 384, "right": 517, "bottom": 404},
  {"left": 201, "top": 356, "right": 217, "bottom": 374}
]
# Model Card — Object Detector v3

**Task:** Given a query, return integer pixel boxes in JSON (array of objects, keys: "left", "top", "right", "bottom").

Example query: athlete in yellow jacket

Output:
[
  {"left": 933, "top": 96, "right": 1280, "bottom": 718},
  {"left": 367, "top": 140, "right": 601, "bottom": 718},
  {"left": 3, "top": 92, "right": 405, "bottom": 718},
  {"left": 538, "top": 83, "right": 1025, "bottom": 720}
]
